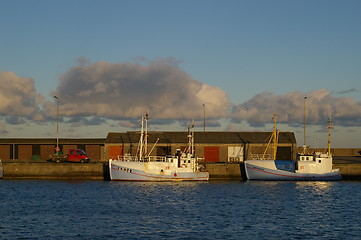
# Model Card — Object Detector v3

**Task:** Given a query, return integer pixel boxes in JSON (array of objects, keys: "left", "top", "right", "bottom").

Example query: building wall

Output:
[
  {"left": 18, "top": 145, "right": 32, "bottom": 161},
  {"left": 0, "top": 142, "right": 103, "bottom": 161},
  {"left": 86, "top": 145, "right": 101, "bottom": 161},
  {"left": 0, "top": 145, "right": 10, "bottom": 160},
  {"left": 40, "top": 145, "right": 55, "bottom": 160}
]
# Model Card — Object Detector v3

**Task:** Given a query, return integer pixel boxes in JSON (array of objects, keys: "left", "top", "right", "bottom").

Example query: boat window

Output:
[{"left": 306, "top": 157, "right": 309, "bottom": 161}]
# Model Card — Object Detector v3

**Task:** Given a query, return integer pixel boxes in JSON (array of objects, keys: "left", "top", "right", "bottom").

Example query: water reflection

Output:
[
  {"left": 295, "top": 181, "right": 335, "bottom": 192},
  {"left": 2, "top": 180, "right": 361, "bottom": 239}
]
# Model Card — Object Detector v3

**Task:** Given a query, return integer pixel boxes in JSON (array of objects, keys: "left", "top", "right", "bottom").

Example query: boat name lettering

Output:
[{"left": 112, "top": 165, "right": 132, "bottom": 173}]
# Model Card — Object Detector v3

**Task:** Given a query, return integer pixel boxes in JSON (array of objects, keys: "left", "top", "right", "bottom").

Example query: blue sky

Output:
[{"left": 0, "top": 0, "right": 360, "bottom": 148}]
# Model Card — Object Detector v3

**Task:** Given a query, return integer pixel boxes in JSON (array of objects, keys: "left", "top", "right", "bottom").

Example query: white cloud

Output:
[
  {"left": 0, "top": 71, "right": 46, "bottom": 121},
  {"left": 2, "top": 66, "right": 361, "bottom": 137},
  {"left": 0, "top": 121, "right": 7, "bottom": 134},
  {"left": 47, "top": 59, "right": 231, "bottom": 120},
  {"left": 232, "top": 89, "right": 361, "bottom": 127}
]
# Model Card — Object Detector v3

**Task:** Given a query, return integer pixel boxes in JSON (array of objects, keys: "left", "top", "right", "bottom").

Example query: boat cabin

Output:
[{"left": 296, "top": 152, "right": 333, "bottom": 174}]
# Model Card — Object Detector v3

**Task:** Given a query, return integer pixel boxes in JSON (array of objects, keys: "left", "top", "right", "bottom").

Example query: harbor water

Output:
[{"left": 1, "top": 180, "right": 361, "bottom": 239}]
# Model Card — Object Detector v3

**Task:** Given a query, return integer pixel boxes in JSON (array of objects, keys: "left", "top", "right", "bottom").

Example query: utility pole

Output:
[
  {"left": 53, "top": 96, "right": 59, "bottom": 155},
  {"left": 303, "top": 96, "right": 307, "bottom": 148},
  {"left": 203, "top": 104, "right": 206, "bottom": 132}
]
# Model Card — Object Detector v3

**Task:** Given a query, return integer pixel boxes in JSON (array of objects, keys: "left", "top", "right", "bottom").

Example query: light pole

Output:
[
  {"left": 303, "top": 96, "right": 307, "bottom": 148},
  {"left": 53, "top": 96, "right": 59, "bottom": 155},
  {"left": 203, "top": 104, "right": 206, "bottom": 132}
]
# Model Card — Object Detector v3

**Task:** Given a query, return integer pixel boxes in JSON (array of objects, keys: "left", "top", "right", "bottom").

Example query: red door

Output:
[
  {"left": 204, "top": 146, "right": 219, "bottom": 162},
  {"left": 109, "top": 146, "right": 123, "bottom": 159}
]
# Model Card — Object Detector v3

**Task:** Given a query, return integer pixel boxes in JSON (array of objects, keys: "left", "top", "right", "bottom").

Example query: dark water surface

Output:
[{"left": 1, "top": 180, "right": 361, "bottom": 239}]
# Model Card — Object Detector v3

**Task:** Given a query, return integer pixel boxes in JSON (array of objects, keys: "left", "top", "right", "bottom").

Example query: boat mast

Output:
[
  {"left": 144, "top": 112, "right": 149, "bottom": 157},
  {"left": 303, "top": 97, "right": 307, "bottom": 154},
  {"left": 327, "top": 116, "right": 333, "bottom": 155},
  {"left": 139, "top": 116, "right": 144, "bottom": 160},
  {"left": 262, "top": 113, "right": 278, "bottom": 160},
  {"left": 272, "top": 113, "right": 278, "bottom": 160},
  {"left": 192, "top": 122, "right": 195, "bottom": 156},
  {"left": 187, "top": 123, "right": 195, "bottom": 156}
]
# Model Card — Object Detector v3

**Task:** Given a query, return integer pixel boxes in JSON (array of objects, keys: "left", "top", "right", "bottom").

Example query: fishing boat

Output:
[
  {"left": 244, "top": 113, "right": 341, "bottom": 181},
  {"left": 109, "top": 114, "right": 209, "bottom": 181}
]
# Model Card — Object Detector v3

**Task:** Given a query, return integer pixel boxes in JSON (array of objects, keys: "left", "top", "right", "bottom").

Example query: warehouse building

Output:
[
  {"left": 105, "top": 131, "right": 297, "bottom": 162},
  {"left": 0, "top": 131, "right": 296, "bottom": 162},
  {"left": 0, "top": 138, "right": 105, "bottom": 161}
]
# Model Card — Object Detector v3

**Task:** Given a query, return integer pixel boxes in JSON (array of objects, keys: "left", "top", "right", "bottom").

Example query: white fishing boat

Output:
[
  {"left": 109, "top": 114, "right": 209, "bottom": 181},
  {"left": 244, "top": 113, "right": 341, "bottom": 181}
]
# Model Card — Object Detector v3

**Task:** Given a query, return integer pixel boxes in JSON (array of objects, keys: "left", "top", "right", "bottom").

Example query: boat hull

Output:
[
  {"left": 245, "top": 161, "right": 342, "bottom": 181},
  {"left": 109, "top": 160, "right": 209, "bottom": 181}
]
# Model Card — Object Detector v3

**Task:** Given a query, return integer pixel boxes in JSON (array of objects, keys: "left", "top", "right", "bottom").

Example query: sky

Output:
[{"left": 0, "top": 0, "right": 360, "bottom": 148}]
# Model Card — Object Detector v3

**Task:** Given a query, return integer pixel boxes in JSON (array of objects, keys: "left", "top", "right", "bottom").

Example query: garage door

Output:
[
  {"left": 204, "top": 146, "right": 219, "bottom": 162},
  {"left": 109, "top": 146, "right": 123, "bottom": 159}
]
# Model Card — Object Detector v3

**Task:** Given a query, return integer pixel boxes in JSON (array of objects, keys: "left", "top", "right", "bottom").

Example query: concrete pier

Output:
[
  {"left": 2, "top": 162, "right": 105, "bottom": 180},
  {"left": 1, "top": 162, "right": 243, "bottom": 180},
  {"left": 333, "top": 156, "right": 361, "bottom": 180},
  {"left": 1, "top": 156, "right": 361, "bottom": 180}
]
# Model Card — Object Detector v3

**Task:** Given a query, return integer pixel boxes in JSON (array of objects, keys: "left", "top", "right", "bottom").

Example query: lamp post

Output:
[
  {"left": 203, "top": 104, "right": 206, "bottom": 132},
  {"left": 53, "top": 96, "right": 59, "bottom": 155},
  {"left": 303, "top": 96, "right": 307, "bottom": 148}
]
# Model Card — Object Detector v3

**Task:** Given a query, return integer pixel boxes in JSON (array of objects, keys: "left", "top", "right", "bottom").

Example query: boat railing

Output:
[
  {"left": 111, "top": 155, "right": 205, "bottom": 163},
  {"left": 111, "top": 155, "right": 169, "bottom": 162},
  {"left": 111, "top": 155, "right": 137, "bottom": 161},
  {"left": 249, "top": 154, "right": 273, "bottom": 160},
  {"left": 143, "top": 156, "right": 167, "bottom": 162}
]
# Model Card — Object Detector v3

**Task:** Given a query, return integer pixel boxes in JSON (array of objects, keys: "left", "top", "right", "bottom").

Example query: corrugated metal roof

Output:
[
  {"left": 0, "top": 138, "right": 105, "bottom": 145},
  {"left": 105, "top": 131, "right": 296, "bottom": 144},
  {"left": 0, "top": 132, "right": 296, "bottom": 145}
]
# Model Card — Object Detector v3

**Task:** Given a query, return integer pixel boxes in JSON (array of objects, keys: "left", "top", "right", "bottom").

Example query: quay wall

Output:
[
  {"left": 2, "top": 162, "right": 242, "bottom": 180},
  {"left": 205, "top": 163, "right": 242, "bottom": 180},
  {"left": 2, "top": 162, "right": 361, "bottom": 180},
  {"left": 333, "top": 164, "right": 361, "bottom": 180},
  {"left": 2, "top": 162, "right": 104, "bottom": 180}
]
